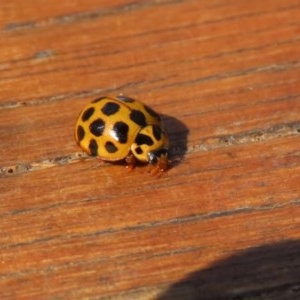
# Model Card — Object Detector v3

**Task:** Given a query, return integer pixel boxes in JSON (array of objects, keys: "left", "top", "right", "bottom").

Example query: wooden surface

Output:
[{"left": 1, "top": 1, "right": 300, "bottom": 299}]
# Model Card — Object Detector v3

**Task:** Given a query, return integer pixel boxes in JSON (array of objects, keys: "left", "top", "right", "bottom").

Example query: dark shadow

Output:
[
  {"left": 161, "top": 114, "right": 189, "bottom": 168},
  {"left": 157, "top": 240, "right": 300, "bottom": 300}
]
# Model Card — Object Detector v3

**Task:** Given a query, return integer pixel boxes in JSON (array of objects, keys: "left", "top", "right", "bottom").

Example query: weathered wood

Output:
[{"left": 1, "top": 0, "right": 300, "bottom": 299}]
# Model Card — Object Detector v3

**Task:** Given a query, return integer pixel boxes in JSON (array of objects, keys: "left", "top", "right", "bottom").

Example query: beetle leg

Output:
[
  {"left": 147, "top": 154, "right": 168, "bottom": 176},
  {"left": 125, "top": 153, "right": 137, "bottom": 171}
]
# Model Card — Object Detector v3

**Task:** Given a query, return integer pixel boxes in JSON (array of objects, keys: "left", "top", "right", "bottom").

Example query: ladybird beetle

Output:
[{"left": 75, "top": 95, "right": 169, "bottom": 175}]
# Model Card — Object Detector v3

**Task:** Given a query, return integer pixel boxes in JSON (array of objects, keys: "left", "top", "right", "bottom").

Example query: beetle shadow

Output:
[
  {"left": 161, "top": 114, "right": 189, "bottom": 169},
  {"left": 157, "top": 240, "right": 300, "bottom": 300}
]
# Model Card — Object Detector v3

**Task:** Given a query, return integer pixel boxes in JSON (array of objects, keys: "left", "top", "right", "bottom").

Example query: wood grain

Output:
[{"left": 1, "top": 0, "right": 300, "bottom": 299}]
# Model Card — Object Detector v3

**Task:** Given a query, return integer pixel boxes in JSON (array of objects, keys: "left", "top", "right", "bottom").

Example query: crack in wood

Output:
[
  {"left": 2, "top": 0, "right": 183, "bottom": 33},
  {"left": 4, "top": 198, "right": 300, "bottom": 249},
  {"left": 189, "top": 121, "right": 300, "bottom": 153},
  {"left": 1, "top": 121, "right": 299, "bottom": 177},
  {"left": 0, "top": 81, "right": 144, "bottom": 110}
]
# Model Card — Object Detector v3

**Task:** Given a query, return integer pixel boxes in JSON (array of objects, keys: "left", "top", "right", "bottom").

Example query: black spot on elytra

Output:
[
  {"left": 135, "top": 133, "right": 154, "bottom": 146},
  {"left": 101, "top": 102, "right": 120, "bottom": 116},
  {"left": 112, "top": 121, "right": 129, "bottom": 143},
  {"left": 152, "top": 125, "right": 162, "bottom": 141},
  {"left": 116, "top": 95, "right": 135, "bottom": 103},
  {"left": 77, "top": 125, "right": 85, "bottom": 141},
  {"left": 130, "top": 110, "right": 146, "bottom": 127},
  {"left": 82, "top": 107, "right": 95, "bottom": 122},
  {"left": 105, "top": 141, "right": 118, "bottom": 153},
  {"left": 89, "top": 118, "right": 105, "bottom": 137},
  {"left": 144, "top": 105, "right": 160, "bottom": 121},
  {"left": 89, "top": 139, "right": 98, "bottom": 156}
]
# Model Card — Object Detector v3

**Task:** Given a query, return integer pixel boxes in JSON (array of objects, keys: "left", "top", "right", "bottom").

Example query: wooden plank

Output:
[{"left": 1, "top": 0, "right": 300, "bottom": 299}]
